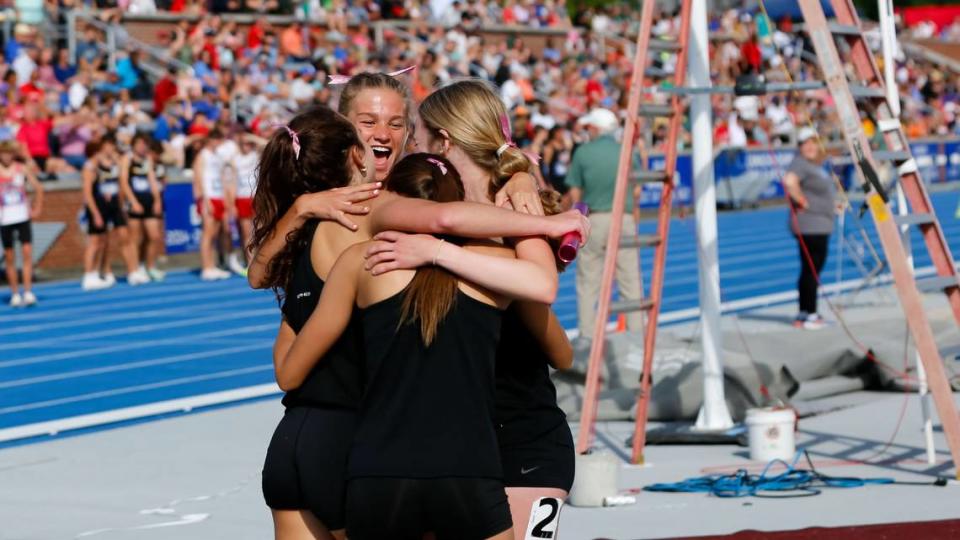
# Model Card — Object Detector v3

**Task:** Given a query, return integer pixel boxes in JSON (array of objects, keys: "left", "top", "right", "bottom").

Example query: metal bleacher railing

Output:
[{"left": 65, "top": 9, "right": 192, "bottom": 78}]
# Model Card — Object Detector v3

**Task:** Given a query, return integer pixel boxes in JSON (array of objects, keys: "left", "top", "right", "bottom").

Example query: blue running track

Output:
[{"left": 2, "top": 191, "right": 959, "bottom": 441}]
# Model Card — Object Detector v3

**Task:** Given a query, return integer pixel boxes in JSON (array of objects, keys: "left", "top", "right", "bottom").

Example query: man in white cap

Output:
[{"left": 565, "top": 108, "right": 644, "bottom": 343}]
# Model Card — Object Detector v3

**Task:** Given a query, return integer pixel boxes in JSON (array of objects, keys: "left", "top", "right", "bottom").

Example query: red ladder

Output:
[
  {"left": 575, "top": 0, "right": 693, "bottom": 465},
  {"left": 800, "top": 0, "right": 960, "bottom": 476}
]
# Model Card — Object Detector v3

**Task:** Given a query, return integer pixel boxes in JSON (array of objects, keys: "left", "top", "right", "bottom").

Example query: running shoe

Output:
[
  {"left": 22, "top": 291, "right": 37, "bottom": 306},
  {"left": 792, "top": 312, "right": 809, "bottom": 329},
  {"left": 128, "top": 268, "right": 151, "bottom": 286},
  {"left": 227, "top": 253, "right": 248, "bottom": 277},
  {"left": 201, "top": 267, "right": 231, "bottom": 281},
  {"left": 103, "top": 273, "right": 117, "bottom": 287},
  {"left": 9, "top": 293, "right": 23, "bottom": 307},
  {"left": 82, "top": 272, "right": 112, "bottom": 291},
  {"left": 802, "top": 313, "right": 827, "bottom": 331},
  {"left": 147, "top": 267, "right": 166, "bottom": 281}
]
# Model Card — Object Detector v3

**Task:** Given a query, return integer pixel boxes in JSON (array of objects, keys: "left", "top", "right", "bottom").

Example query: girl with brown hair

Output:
[{"left": 277, "top": 153, "right": 558, "bottom": 539}]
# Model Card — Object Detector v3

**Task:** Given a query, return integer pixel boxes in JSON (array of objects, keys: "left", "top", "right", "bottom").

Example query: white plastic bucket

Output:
[
  {"left": 745, "top": 407, "right": 796, "bottom": 463},
  {"left": 568, "top": 451, "right": 619, "bottom": 507}
]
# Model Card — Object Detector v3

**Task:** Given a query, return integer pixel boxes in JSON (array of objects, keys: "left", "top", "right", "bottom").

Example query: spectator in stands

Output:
[
  {"left": 53, "top": 48, "right": 76, "bottom": 85},
  {"left": 153, "top": 67, "right": 179, "bottom": 116},
  {"left": 55, "top": 108, "right": 98, "bottom": 171},
  {"left": 280, "top": 21, "right": 309, "bottom": 61},
  {"left": 541, "top": 125, "right": 572, "bottom": 196},
  {"left": 565, "top": 108, "right": 643, "bottom": 343},
  {"left": 16, "top": 102, "right": 55, "bottom": 177}
]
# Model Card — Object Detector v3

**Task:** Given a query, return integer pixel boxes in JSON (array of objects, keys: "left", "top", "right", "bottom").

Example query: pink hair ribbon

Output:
[
  {"left": 497, "top": 113, "right": 541, "bottom": 165},
  {"left": 327, "top": 65, "right": 417, "bottom": 85},
  {"left": 426, "top": 157, "right": 448, "bottom": 175},
  {"left": 272, "top": 123, "right": 301, "bottom": 160}
]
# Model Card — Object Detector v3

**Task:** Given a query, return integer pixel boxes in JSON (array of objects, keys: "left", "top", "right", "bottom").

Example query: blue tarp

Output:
[{"left": 758, "top": 0, "right": 835, "bottom": 21}]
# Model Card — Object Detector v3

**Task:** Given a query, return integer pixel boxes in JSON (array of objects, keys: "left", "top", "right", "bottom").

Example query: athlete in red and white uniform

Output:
[
  {"left": 229, "top": 133, "right": 262, "bottom": 276},
  {"left": 0, "top": 142, "right": 42, "bottom": 307},
  {"left": 193, "top": 129, "right": 231, "bottom": 281}
]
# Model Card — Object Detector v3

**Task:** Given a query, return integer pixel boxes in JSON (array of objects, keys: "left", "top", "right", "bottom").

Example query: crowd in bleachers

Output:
[
  {"left": 0, "top": 3, "right": 956, "bottom": 187},
  {"left": 0, "top": 1, "right": 957, "bottom": 299}
]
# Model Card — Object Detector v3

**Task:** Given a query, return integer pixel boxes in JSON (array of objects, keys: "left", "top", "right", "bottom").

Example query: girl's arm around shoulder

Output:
[
  {"left": 454, "top": 240, "right": 553, "bottom": 307},
  {"left": 363, "top": 233, "right": 557, "bottom": 304},
  {"left": 275, "top": 244, "right": 364, "bottom": 391}
]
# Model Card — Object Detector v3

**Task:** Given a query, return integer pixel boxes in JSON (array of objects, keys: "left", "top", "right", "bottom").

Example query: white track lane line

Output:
[
  {"left": 0, "top": 278, "right": 260, "bottom": 316},
  {"left": 0, "top": 382, "right": 280, "bottom": 443},
  {"left": 0, "top": 299, "right": 274, "bottom": 338},
  {"left": 0, "top": 323, "right": 277, "bottom": 369},
  {"left": 0, "top": 343, "right": 272, "bottom": 390},
  {"left": 0, "top": 365, "right": 274, "bottom": 416}
]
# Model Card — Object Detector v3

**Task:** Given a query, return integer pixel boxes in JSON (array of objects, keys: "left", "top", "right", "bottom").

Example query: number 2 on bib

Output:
[{"left": 524, "top": 497, "right": 563, "bottom": 540}]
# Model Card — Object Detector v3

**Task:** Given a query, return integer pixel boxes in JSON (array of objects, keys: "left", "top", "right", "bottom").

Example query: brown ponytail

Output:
[
  {"left": 250, "top": 105, "right": 363, "bottom": 302},
  {"left": 384, "top": 153, "right": 465, "bottom": 345}
]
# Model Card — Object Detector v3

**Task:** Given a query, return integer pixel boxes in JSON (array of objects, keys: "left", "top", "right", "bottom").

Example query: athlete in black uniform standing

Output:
[
  {"left": 81, "top": 136, "right": 149, "bottom": 290},
  {"left": 121, "top": 133, "right": 164, "bottom": 282},
  {"left": 278, "top": 153, "right": 562, "bottom": 540}
]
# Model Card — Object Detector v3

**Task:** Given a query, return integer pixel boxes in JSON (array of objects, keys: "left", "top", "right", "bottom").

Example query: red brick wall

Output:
[
  {"left": 36, "top": 186, "right": 87, "bottom": 270},
  {"left": 35, "top": 186, "right": 168, "bottom": 271}
]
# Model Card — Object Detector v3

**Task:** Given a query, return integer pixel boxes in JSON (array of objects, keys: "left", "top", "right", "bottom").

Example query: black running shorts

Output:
[
  {"left": 346, "top": 477, "right": 512, "bottom": 540},
  {"left": 262, "top": 407, "right": 357, "bottom": 531},
  {"left": 128, "top": 193, "right": 162, "bottom": 219},
  {"left": 0, "top": 220, "right": 31, "bottom": 249},
  {"left": 500, "top": 422, "right": 575, "bottom": 491},
  {"left": 86, "top": 197, "right": 127, "bottom": 234}
]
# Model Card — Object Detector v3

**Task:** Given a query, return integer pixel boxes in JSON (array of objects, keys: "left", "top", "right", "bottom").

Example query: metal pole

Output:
[
  {"left": 896, "top": 183, "right": 936, "bottom": 465},
  {"left": 107, "top": 27, "right": 117, "bottom": 71},
  {"left": 837, "top": 210, "right": 844, "bottom": 290},
  {"left": 879, "top": 0, "right": 900, "bottom": 117},
  {"left": 374, "top": 21, "right": 384, "bottom": 50},
  {"left": 880, "top": 0, "right": 934, "bottom": 465},
  {"left": 690, "top": 0, "right": 733, "bottom": 431},
  {"left": 67, "top": 10, "right": 77, "bottom": 65}
]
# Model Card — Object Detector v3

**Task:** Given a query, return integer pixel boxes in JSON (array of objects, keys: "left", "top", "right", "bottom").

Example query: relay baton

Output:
[{"left": 557, "top": 202, "right": 589, "bottom": 263}]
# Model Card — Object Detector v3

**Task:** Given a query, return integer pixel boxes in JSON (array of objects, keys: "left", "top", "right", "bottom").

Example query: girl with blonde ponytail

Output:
[{"left": 364, "top": 79, "right": 578, "bottom": 533}]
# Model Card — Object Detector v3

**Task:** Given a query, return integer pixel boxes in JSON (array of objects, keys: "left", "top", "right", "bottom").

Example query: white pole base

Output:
[{"left": 693, "top": 402, "right": 735, "bottom": 432}]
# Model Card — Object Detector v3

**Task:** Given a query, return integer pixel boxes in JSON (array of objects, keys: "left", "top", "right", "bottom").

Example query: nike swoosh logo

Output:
[{"left": 520, "top": 466, "right": 540, "bottom": 475}]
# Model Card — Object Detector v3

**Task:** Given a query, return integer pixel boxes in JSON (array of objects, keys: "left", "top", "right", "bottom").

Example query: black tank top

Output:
[
  {"left": 154, "top": 163, "right": 167, "bottom": 188},
  {"left": 494, "top": 307, "right": 568, "bottom": 447},
  {"left": 280, "top": 248, "right": 364, "bottom": 410},
  {"left": 94, "top": 162, "right": 120, "bottom": 202},
  {"left": 349, "top": 286, "right": 504, "bottom": 479},
  {"left": 129, "top": 156, "right": 151, "bottom": 194}
]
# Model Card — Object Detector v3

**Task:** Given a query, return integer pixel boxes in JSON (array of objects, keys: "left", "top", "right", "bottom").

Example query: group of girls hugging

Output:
[{"left": 248, "top": 73, "right": 590, "bottom": 540}]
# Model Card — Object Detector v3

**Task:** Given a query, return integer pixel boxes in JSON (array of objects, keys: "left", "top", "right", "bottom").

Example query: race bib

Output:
[
  {"left": 2, "top": 187, "right": 23, "bottom": 206},
  {"left": 132, "top": 176, "right": 150, "bottom": 193},
  {"left": 523, "top": 497, "right": 564, "bottom": 540},
  {"left": 99, "top": 181, "right": 120, "bottom": 198}
]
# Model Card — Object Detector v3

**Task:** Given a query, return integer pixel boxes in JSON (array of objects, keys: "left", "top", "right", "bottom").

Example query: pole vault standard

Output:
[{"left": 689, "top": 0, "right": 733, "bottom": 431}]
